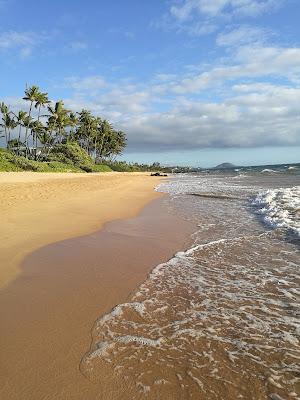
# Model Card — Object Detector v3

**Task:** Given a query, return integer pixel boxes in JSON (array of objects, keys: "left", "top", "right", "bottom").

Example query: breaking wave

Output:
[{"left": 253, "top": 187, "right": 300, "bottom": 236}]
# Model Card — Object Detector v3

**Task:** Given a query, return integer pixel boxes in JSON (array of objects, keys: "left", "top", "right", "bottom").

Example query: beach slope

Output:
[{"left": 0, "top": 171, "right": 162, "bottom": 287}]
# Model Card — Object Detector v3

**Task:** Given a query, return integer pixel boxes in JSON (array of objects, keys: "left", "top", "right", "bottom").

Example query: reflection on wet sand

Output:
[{"left": 82, "top": 174, "right": 300, "bottom": 399}]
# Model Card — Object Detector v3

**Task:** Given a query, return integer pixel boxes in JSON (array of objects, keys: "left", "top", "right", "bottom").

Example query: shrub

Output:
[
  {"left": 48, "top": 142, "right": 96, "bottom": 172},
  {"left": 12, "top": 156, "right": 42, "bottom": 171},
  {"left": 0, "top": 146, "right": 111, "bottom": 173},
  {"left": 0, "top": 149, "right": 22, "bottom": 171},
  {"left": 45, "top": 161, "right": 83, "bottom": 172},
  {"left": 106, "top": 161, "right": 141, "bottom": 172},
  {"left": 92, "top": 164, "right": 112, "bottom": 172}
]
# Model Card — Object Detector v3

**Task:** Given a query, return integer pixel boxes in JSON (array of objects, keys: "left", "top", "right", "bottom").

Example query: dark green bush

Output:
[
  {"left": 48, "top": 142, "right": 96, "bottom": 172},
  {"left": 0, "top": 146, "right": 111, "bottom": 173},
  {"left": 92, "top": 164, "right": 112, "bottom": 172},
  {"left": 106, "top": 161, "right": 141, "bottom": 172},
  {"left": 0, "top": 149, "right": 22, "bottom": 171}
]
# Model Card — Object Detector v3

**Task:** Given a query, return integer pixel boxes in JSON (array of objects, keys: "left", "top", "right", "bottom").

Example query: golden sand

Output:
[
  {"left": 0, "top": 171, "right": 162, "bottom": 288},
  {"left": 0, "top": 173, "right": 194, "bottom": 399}
]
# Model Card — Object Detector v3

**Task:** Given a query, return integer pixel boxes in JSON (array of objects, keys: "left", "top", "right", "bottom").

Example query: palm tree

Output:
[
  {"left": 0, "top": 102, "right": 9, "bottom": 148},
  {"left": 15, "top": 110, "right": 27, "bottom": 153},
  {"left": 31, "top": 120, "right": 46, "bottom": 157},
  {"left": 97, "top": 119, "right": 112, "bottom": 160},
  {"left": 6, "top": 116, "right": 18, "bottom": 149},
  {"left": 0, "top": 104, "right": 18, "bottom": 150},
  {"left": 46, "top": 101, "right": 70, "bottom": 144},
  {"left": 76, "top": 109, "right": 96, "bottom": 153},
  {"left": 23, "top": 85, "right": 41, "bottom": 155},
  {"left": 34, "top": 91, "right": 49, "bottom": 158},
  {"left": 68, "top": 112, "right": 78, "bottom": 142},
  {"left": 1, "top": 84, "right": 128, "bottom": 165},
  {"left": 37, "top": 119, "right": 55, "bottom": 159}
]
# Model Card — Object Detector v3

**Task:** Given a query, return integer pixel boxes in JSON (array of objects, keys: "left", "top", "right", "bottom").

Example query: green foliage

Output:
[
  {"left": 106, "top": 161, "right": 142, "bottom": 172},
  {"left": 48, "top": 142, "right": 97, "bottom": 172},
  {"left": 0, "top": 148, "right": 22, "bottom": 171},
  {"left": 43, "top": 161, "right": 83, "bottom": 172},
  {"left": 12, "top": 155, "right": 42, "bottom": 171},
  {"left": 0, "top": 143, "right": 113, "bottom": 173},
  {"left": 1, "top": 84, "right": 127, "bottom": 164},
  {"left": 7, "top": 153, "right": 81, "bottom": 172},
  {"left": 0, "top": 148, "right": 84, "bottom": 173},
  {"left": 92, "top": 164, "right": 112, "bottom": 172},
  {"left": 105, "top": 161, "right": 170, "bottom": 172}
]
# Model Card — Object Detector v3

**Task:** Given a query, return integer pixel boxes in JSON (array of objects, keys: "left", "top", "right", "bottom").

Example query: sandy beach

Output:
[
  {"left": 0, "top": 171, "right": 164, "bottom": 288},
  {"left": 0, "top": 172, "right": 194, "bottom": 399}
]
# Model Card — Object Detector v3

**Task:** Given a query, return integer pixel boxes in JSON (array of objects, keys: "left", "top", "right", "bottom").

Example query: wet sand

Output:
[
  {"left": 0, "top": 172, "right": 163, "bottom": 287},
  {"left": 0, "top": 197, "right": 195, "bottom": 399}
]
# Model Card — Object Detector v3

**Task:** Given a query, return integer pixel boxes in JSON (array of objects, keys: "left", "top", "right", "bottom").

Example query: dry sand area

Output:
[{"left": 0, "top": 171, "right": 162, "bottom": 288}]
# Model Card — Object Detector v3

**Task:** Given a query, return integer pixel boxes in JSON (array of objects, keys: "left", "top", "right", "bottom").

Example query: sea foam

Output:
[{"left": 253, "top": 186, "right": 300, "bottom": 236}]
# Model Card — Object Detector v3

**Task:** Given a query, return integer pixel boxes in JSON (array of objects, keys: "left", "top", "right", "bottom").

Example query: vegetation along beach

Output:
[{"left": 1, "top": 1, "right": 300, "bottom": 399}]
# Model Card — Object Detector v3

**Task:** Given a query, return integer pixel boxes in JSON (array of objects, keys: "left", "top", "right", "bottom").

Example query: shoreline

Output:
[
  {"left": 0, "top": 173, "right": 195, "bottom": 399},
  {"left": 0, "top": 171, "right": 163, "bottom": 288}
]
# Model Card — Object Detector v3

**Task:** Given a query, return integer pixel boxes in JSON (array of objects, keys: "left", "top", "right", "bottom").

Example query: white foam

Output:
[
  {"left": 253, "top": 187, "right": 300, "bottom": 236},
  {"left": 261, "top": 169, "right": 277, "bottom": 173},
  {"left": 116, "top": 335, "right": 163, "bottom": 347},
  {"left": 82, "top": 174, "right": 300, "bottom": 397}
]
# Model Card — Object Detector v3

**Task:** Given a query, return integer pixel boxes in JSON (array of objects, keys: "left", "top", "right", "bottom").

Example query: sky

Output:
[{"left": 0, "top": 0, "right": 299, "bottom": 167}]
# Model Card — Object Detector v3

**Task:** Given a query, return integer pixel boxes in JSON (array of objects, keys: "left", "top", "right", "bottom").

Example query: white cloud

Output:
[
  {"left": 3, "top": 38, "right": 299, "bottom": 153},
  {"left": 70, "top": 41, "right": 87, "bottom": 51},
  {"left": 4, "top": 78, "right": 300, "bottom": 152},
  {"left": 98, "top": 89, "right": 151, "bottom": 114},
  {"left": 48, "top": 35, "right": 300, "bottom": 152},
  {"left": 170, "top": 0, "right": 282, "bottom": 20},
  {"left": 121, "top": 86, "right": 300, "bottom": 151},
  {"left": 64, "top": 75, "right": 107, "bottom": 91},
  {"left": 159, "top": 0, "right": 284, "bottom": 36},
  {"left": 0, "top": 31, "right": 37, "bottom": 49},
  {"left": 0, "top": 30, "right": 48, "bottom": 58},
  {"left": 58, "top": 42, "right": 300, "bottom": 151},
  {"left": 216, "top": 25, "right": 272, "bottom": 47},
  {"left": 153, "top": 46, "right": 300, "bottom": 94}
]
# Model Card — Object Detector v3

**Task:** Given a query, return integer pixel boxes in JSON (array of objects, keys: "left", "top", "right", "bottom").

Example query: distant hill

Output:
[{"left": 214, "top": 162, "right": 236, "bottom": 169}]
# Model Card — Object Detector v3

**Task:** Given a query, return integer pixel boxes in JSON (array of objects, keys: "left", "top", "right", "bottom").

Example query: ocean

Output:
[{"left": 81, "top": 165, "right": 300, "bottom": 399}]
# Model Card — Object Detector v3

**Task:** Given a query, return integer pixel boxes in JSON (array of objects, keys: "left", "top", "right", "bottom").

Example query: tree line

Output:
[{"left": 0, "top": 85, "right": 127, "bottom": 162}]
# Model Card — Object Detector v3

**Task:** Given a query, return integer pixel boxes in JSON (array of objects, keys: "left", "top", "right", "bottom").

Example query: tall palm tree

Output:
[
  {"left": 97, "top": 119, "right": 113, "bottom": 160},
  {"left": 0, "top": 102, "right": 9, "bottom": 148},
  {"left": 34, "top": 91, "right": 49, "bottom": 158},
  {"left": 0, "top": 103, "right": 18, "bottom": 150},
  {"left": 1, "top": 114, "right": 17, "bottom": 149},
  {"left": 30, "top": 120, "right": 46, "bottom": 157},
  {"left": 23, "top": 85, "right": 41, "bottom": 156},
  {"left": 68, "top": 112, "right": 78, "bottom": 142},
  {"left": 1, "top": 83, "right": 128, "bottom": 165},
  {"left": 76, "top": 109, "right": 95, "bottom": 152},
  {"left": 14, "top": 110, "right": 27, "bottom": 153},
  {"left": 37, "top": 119, "right": 55, "bottom": 159},
  {"left": 46, "top": 101, "right": 69, "bottom": 144}
]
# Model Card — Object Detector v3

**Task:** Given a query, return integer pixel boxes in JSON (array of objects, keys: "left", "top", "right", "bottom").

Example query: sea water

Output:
[{"left": 81, "top": 166, "right": 300, "bottom": 399}]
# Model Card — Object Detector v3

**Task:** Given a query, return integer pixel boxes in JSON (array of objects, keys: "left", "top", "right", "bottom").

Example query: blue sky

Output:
[{"left": 0, "top": 0, "right": 299, "bottom": 167}]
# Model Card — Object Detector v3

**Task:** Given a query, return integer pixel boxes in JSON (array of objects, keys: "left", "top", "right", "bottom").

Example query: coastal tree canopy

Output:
[{"left": 0, "top": 85, "right": 127, "bottom": 163}]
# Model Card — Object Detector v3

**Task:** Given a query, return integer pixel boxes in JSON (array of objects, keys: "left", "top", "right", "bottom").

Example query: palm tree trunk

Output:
[
  {"left": 25, "top": 102, "right": 33, "bottom": 158},
  {"left": 17, "top": 124, "right": 22, "bottom": 154},
  {"left": 4, "top": 126, "right": 8, "bottom": 149},
  {"left": 94, "top": 139, "right": 97, "bottom": 161},
  {"left": 35, "top": 104, "right": 42, "bottom": 160},
  {"left": 38, "top": 128, "right": 52, "bottom": 160},
  {"left": 8, "top": 128, "right": 11, "bottom": 148},
  {"left": 98, "top": 134, "right": 105, "bottom": 158}
]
